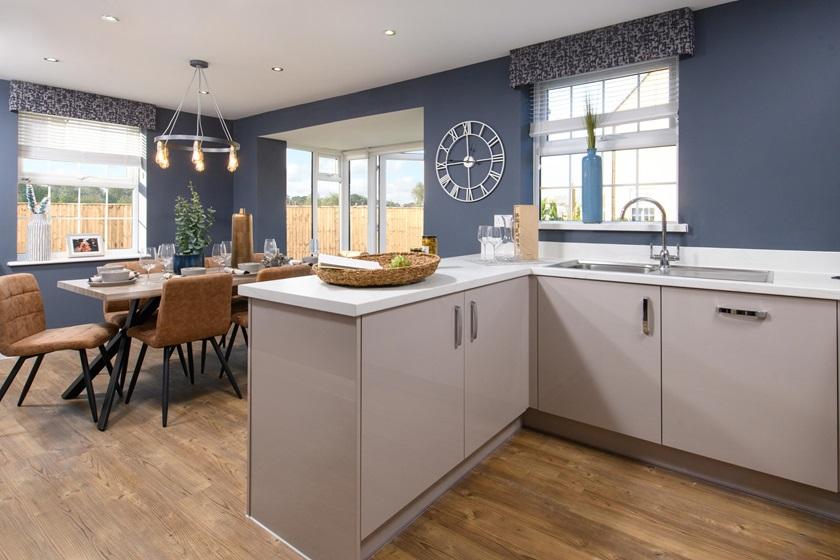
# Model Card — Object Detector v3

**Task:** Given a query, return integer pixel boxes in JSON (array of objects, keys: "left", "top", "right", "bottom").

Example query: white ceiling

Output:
[
  {"left": 0, "top": 0, "right": 732, "bottom": 119},
  {"left": 265, "top": 108, "right": 423, "bottom": 151}
]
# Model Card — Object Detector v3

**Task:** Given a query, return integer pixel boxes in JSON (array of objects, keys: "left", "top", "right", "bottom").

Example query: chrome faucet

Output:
[{"left": 619, "top": 197, "right": 678, "bottom": 272}]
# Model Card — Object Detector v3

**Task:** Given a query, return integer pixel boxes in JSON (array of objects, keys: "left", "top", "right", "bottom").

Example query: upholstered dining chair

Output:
[
  {"left": 123, "top": 274, "right": 241, "bottom": 427},
  {"left": 0, "top": 273, "right": 117, "bottom": 422},
  {"left": 218, "top": 264, "right": 313, "bottom": 372}
]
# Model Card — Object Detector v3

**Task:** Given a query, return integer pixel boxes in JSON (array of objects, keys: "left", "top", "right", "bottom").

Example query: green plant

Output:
[
  {"left": 24, "top": 181, "right": 49, "bottom": 214},
  {"left": 174, "top": 182, "right": 215, "bottom": 255},
  {"left": 389, "top": 254, "right": 410, "bottom": 268},
  {"left": 584, "top": 98, "right": 598, "bottom": 150},
  {"left": 540, "top": 199, "right": 559, "bottom": 221}
]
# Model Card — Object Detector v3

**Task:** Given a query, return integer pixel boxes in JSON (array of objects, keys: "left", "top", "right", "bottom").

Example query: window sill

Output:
[
  {"left": 7, "top": 251, "right": 144, "bottom": 268},
  {"left": 539, "top": 221, "right": 689, "bottom": 233}
]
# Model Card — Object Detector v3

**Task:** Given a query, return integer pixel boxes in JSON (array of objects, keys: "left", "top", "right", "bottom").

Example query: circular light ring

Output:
[{"left": 155, "top": 134, "right": 240, "bottom": 152}]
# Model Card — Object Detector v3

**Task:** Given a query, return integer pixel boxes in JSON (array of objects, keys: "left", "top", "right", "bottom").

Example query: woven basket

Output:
[{"left": 314, "top": 253, "right": 441, "bottom": 288}]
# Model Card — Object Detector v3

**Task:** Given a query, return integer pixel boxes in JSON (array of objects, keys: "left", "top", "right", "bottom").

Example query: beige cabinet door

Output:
[
  {"left": 538, "top": 277, "right": 662, "bottom": 443},
  {"left": 662, "top": 288, "right": 838, "bottom": 491},
  {"left": 464, "top": 278, "right": 530, "bottom": 456},
  {"left": 361, "top": 292, "right": 465, "bottom": 537}
]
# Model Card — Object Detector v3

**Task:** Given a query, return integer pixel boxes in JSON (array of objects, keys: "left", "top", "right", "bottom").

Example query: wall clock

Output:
[{"left": 436, "top": 120, "right": 505, "bottom": 203}]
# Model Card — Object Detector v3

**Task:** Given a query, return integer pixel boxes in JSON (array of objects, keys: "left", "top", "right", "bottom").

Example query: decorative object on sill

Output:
[
  {"left": 230, "top": 208, "right": 254, "bottom": 270},
  {"left": 174, "top": 182, "right": 215, "bottom": 274},
  {"left": 508, "top": 7, "right": 694, "bottom": 87},
  {"left": 154, "top": 60, "right": 239, "bottom": 173},
  {"left": 261, "top": 252, "right": 291, "bottom": 268},
  {"left": 23, "top": 180, "right": 51, "bottom": 262},
  {"left": 513, "top": 205, "right": 538, "bottom": 261},
  {"left": 540, "top": 200, "right": 559, "bottom": 221},
  {"left": 421, "top": 235, "right": 438, "bottom": 256},
  {"left": 8, "top": 81, "right": 156, "bottom": 129},
  {"left": 313, "top": 252, "right": 440, "bottom": 288},
  {"left": 436, "top": 120, "right": 505, "bottom": 203},
  {"left": 581, "top": 100, "right": 602, "bottom": 224},
  {"left": 67, "top": 234, "right": 105, "bottom": 258}
]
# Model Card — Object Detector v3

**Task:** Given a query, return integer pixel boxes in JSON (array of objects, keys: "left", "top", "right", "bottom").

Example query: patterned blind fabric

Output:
[
  {"left": 509, "top": 8, "right": 694, "bottom": 88},
  {"left": 9, "top": 80, "right": 156, "bottom": 130}
]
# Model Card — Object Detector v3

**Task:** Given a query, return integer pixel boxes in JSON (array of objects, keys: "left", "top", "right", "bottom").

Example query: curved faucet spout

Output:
[{"left": 619, "top": 197, "right": 672, "bottom": 272}]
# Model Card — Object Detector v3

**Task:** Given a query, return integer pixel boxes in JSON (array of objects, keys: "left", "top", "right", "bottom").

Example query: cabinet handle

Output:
[
  {"left": 716, "top": 306, "right": 768, "bottom": 320},
  {"left": 642, "top": 297, "right": 651, "bottom": 336},
  {"left": 470, "top": 301, "right": 478, "bottom": 342},
  {"left": 454, "top": 305, "right": 463, "bottom": 348}
]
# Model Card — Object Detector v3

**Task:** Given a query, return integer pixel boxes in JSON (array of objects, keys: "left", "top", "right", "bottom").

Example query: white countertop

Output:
[{"left": 237, "top": 256, "right": 840, "bottom": 317}]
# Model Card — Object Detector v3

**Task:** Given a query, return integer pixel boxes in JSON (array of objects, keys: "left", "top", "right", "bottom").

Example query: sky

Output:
[{"left": 287, "top": 148, "right": 423, "bottom": 205}]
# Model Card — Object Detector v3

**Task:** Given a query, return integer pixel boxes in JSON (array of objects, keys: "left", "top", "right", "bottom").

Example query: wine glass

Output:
[
  {"left": 139, "top": 247, "right": 158, "bottom": 283},
  {"left": 486, "top": 227, "right": 503, "bottom": 262},
  {"left": 264, "top": 238, "right": 278, "bottom": 258},
  {"left": 158, "top": 243, "right": 175, "bottom": 272},
  {"left": 211, "top": 243, "right": 227, "bottom": 270},
  {"left": 222, "top": 241, "right": 232, "bottom": 266}
]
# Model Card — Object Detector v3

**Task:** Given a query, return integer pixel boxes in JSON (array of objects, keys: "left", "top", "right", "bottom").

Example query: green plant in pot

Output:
[{"left": 173, "top": 182, "right": 215, "bottom": 274}]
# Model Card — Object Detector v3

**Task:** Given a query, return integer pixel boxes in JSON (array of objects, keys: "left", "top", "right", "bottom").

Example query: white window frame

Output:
[
  {"left": 15, "top": 112, "right": 146, "bottom": 260},
  {"left": 532, "top": 58, "right": 687, "bottom": 231}
]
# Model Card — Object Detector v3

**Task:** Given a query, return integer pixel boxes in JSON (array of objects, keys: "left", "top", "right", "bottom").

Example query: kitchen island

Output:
[{"left": 240, "top": 255, "right": 840, "bottom": 559}]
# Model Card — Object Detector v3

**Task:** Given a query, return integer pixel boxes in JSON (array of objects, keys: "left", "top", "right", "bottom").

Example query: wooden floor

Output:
[{"left": 1, "top": 346, "right": 839, "bottom": 560}]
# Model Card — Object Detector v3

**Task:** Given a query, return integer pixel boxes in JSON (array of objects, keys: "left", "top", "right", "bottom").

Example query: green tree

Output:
[
  {"left": 411, "top": 182, "right": 424, "bottom": 206},
  {"left": 318, "top": 192, "right": 340, "bottom": 206}
]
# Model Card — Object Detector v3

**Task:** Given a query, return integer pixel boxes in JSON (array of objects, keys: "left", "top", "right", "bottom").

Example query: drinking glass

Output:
[
  {"left": 222, "top": 241, "right": 232, "bottom": 266},
  {"left": 477, "top": 225, "right": 493, "bottom": 261},
  {"left": 158, "top": 243, "right": 175, "bottom": 272},
  {"left": 309, "top": 238, "right": 320, "bottom": 257},
  {"left": 487, "top": 227, "right": 504, "bottom": 262},
  {"left": 211, "top": 243, "right": 227, "bottom": 270},
  {"left": 139, "top": 248, "right": 158, "bottom": 283},
  {"left": 264, "top": 238, "right": 278, "bottom": 258}
]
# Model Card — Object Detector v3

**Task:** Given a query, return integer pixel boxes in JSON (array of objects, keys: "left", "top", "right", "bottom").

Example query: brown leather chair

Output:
[
  {"left": 220, "top": 264, "right": 313, "bottom": 369},
  {"left": 101, "top": 260, "right": 163, "bottom": 328},
  {"left": 0, "top": 273, "right": 117, "bottom": 421},
  {"left": 124, "top": 274, "right": 241, "bottom": 427}
]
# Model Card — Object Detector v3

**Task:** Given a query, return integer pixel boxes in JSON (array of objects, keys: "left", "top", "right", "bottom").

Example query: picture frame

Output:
[{"left": 67, "top": 234, "right": 105, "bottom": 258}]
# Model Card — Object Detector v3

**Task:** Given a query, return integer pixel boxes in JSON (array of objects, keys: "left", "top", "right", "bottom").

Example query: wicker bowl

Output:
[{"left": 314, "top": 253, "right": 441, "bottom": 288}]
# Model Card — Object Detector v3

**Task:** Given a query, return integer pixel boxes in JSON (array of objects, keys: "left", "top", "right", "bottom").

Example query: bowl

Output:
[
  {"left": 238, "top": 262, "right": 264, "bottom": 274},
  {"left": 99, "top": 268, "right": 132, "bottom": 282},
  {"left": 97, "top": 263, "right": 125, "bottom": 274},
  {"left": 181, "top": 267, "right": 206, "bottom": 277}
]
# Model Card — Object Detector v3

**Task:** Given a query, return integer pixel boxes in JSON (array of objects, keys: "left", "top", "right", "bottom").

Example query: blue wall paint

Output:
[
  {"left": 542, "top": 0, "right": 840, "bottom": 249},
  {"left": 232, "top": 57, "right": 531, "bottom": 257},
  {"left": 0, "top": 88, "right": 235, "bottom": 327}
]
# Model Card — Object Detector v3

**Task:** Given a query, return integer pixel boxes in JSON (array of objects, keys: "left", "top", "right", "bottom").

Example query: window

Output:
[
  {"left": 533, "top": 58, "right": 678, "bottom": 223},
  {"left": 16, "top": 112, "right": 146, "bottom": 257},
  {"left": 284, "top": 147, "right": 342, "bottom": 259}
]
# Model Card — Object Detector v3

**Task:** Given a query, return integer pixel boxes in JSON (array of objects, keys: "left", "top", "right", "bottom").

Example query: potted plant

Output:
[
  {"left": 173, "top": 182, "right": 215, "bottom": 273},
  {"left": 24, "top": 180, "right": 51, "bottom": 261},
  {"left": 581, "top": 99, "right": 602, "bottom": 223}
]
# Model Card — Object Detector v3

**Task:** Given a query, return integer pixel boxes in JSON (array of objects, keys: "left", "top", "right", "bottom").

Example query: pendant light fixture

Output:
[{"left": 154, "top": 59, "right": 239, "bottom": 173}]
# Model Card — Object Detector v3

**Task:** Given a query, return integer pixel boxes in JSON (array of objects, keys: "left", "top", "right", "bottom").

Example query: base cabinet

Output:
[
  {"left": 661, "top": 287, "right": 838, "bottom": 491},
  {"left": 538, "top": 277, "right": 662, "bottom": 443}
]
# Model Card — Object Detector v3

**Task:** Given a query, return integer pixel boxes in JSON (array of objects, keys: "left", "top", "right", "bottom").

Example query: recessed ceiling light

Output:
[
  {"left": 101, "top": 14, "right": 120, "bottom": 23},
  {"left": 271, "top": 66, "right": 284, "bottom": 72},
  {"left": 384, "top": 29, "right": 396, "bottom": 36},
  {"left": 43, "top": 57, "right": 60, "bottom": 63},
  {"left": 199, "top": 89, "right": 209, "bottom": 95}
]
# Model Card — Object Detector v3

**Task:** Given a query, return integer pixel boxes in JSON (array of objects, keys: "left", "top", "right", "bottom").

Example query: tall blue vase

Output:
[
  {"left": 581, "top": 148, "right": 603, "bottom": 223},
  {"left": 173, "top": 252, "right": 203, "bottom": 274}
]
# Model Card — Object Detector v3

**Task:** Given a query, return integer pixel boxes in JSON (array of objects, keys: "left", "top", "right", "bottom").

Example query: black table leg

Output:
[{"left": 62, "top": 298, "right": 159, "bottom": 399}]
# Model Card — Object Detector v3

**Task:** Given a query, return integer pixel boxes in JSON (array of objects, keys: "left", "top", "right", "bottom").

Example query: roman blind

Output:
[
  {"left": 18, "top": 112, "right": 146, "bottom": 168},
  {"left": 531, "top": 58, "right": 678, "bottom": 155}
]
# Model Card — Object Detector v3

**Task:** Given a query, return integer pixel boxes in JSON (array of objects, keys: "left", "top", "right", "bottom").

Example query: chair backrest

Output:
[
  {"left": 256, "top": 264, "right": 312, "bottom": 282},
  {"left": 0, "top": 273, "right": 46, "bottom": 355},
  {"left": 155, "top": 274, "right": 233, "bottom": 347}
]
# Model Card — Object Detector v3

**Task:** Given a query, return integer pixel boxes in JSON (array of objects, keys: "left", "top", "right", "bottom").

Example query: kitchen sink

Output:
[{"left": 549, "top": 260, "right": 773, "bottom": 283}]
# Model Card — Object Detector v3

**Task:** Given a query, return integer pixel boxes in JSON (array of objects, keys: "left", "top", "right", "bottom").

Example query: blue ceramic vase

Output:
[
  {"left": 173, "top": 252, "right": 203, "bottom": 274},
  {"left": 581, "top": 148, "right": 603, "bottom": 223}
]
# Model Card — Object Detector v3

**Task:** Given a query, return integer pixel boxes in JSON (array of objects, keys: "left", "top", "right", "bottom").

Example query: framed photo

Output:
[{"left": 67, "top": 234, "right": 105, "bottom": 257}]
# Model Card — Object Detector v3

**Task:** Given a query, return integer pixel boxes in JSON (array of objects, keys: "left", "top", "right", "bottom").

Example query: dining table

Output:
[{"left": 57, "top": 271, "right": 258, "bottom": 431}]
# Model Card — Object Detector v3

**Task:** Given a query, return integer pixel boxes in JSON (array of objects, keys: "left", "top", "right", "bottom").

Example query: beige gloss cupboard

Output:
[
  {"left": 361, "top": 278, "right": 529, "bottom": 536},
  {"left": 537, "top": 277, "right": 663, "bottom": 443},
  {"left": 661, "top": 287, "right": 838, "bottom": 491}
]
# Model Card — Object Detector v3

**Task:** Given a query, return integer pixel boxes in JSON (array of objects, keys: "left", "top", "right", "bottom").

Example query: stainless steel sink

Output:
[{"left": 549, "top": 260, "right": 773, "bottom": 283}]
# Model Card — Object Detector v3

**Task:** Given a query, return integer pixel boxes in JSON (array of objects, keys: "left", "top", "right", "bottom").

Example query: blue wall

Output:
[
  {"left": 0, "top": 81, "right": 235, "bottom": 327},
  {"left": 232, "top": 56, "right": 532, "bottom": 258}
]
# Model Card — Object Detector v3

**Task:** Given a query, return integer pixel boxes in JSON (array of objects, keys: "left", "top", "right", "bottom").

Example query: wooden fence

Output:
[
  {"left": 286, "top": 205, "right": 423, "bottom": 259},
  {"left": 17, "top": 203, "right": 133, "bottom": 254}
]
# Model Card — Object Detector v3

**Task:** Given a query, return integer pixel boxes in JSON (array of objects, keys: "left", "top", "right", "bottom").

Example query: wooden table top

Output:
[{"left": 57, "top": 272, "right": 258, "bottom": 301}]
